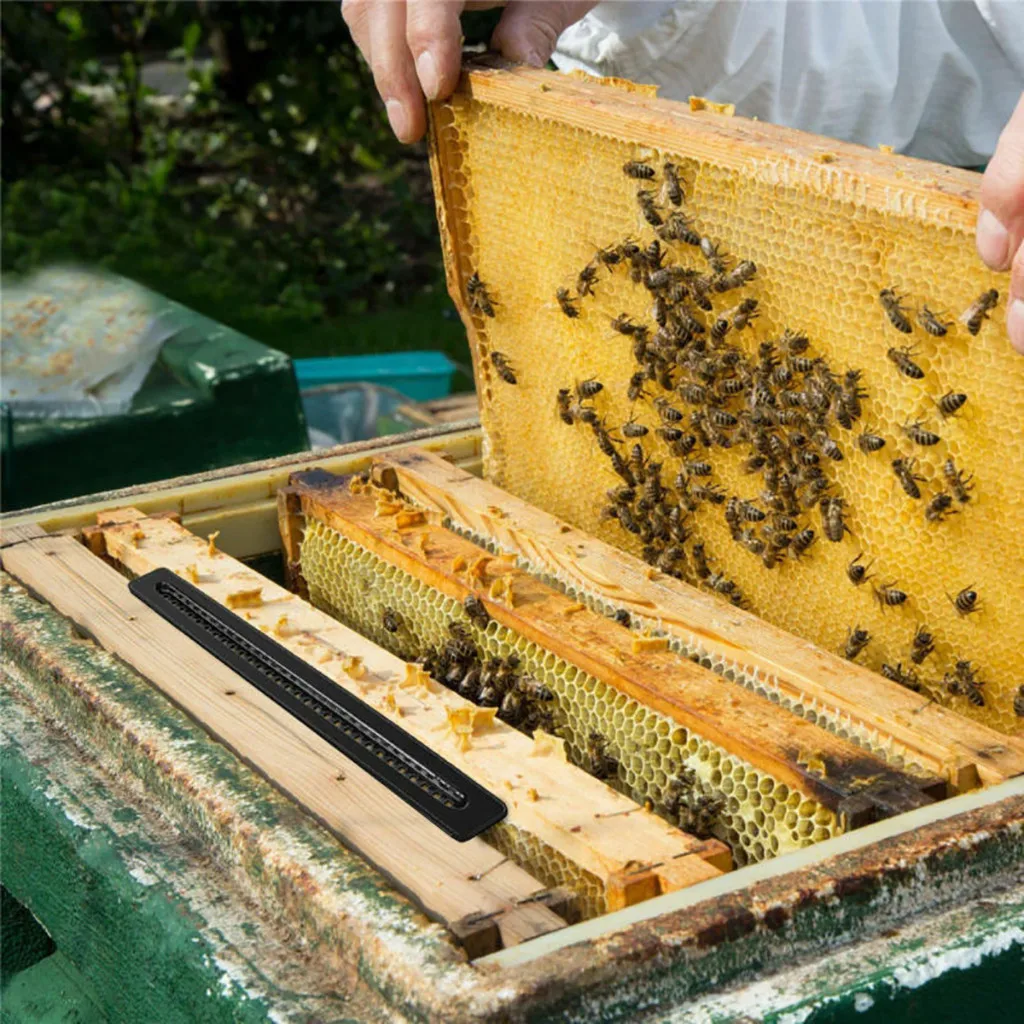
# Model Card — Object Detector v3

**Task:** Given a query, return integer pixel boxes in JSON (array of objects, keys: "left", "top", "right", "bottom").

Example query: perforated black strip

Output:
[{"left": 129, "top": 568, "right": 507, "bottom": 841}]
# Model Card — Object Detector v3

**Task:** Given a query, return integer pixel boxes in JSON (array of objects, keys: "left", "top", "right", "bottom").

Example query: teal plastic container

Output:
[{"left": 293, "top": 351, "right": 456, "bottom": 402}]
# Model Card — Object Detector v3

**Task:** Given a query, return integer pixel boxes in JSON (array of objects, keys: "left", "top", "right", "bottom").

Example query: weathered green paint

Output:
[
  {"left": 1, "top": 887, "right": 55, "bottom": 984},
  {"left": 2, "top": 952, "right": 108, "bottom": 1024},
  {"left": 0, "top": 575, "right": 475, "bottom": 1020},
  {"left": 3, "top": 556, "right": 1024, "bottom": 1022}
]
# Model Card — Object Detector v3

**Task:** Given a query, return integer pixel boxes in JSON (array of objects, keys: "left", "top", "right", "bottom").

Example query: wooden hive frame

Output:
[
  {"left": 2, "top": 521, "right": 565, "bottom": 956},
  {"left": 83, "top": 510, "right": 731, "bottom": 921},
  {"left": 372, "top": 446, "right": 1024, "bottom": 793},
  {"left": 283, "top": 470, "right": 963, "bottom": 867},
  {"left": 427, "top": 58, "right": 1024, "bottom": 734},
  {"left": 3, "top": 430, "right": 1023, "bottom": 1019}
]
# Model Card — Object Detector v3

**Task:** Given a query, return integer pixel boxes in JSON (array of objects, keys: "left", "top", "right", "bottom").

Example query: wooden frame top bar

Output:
[
  {"left": 292, "top": 473, "right": 945, "bottom": 825},
  {"left": 373, "top": 447, "right": 1024, "bottom": 791}
]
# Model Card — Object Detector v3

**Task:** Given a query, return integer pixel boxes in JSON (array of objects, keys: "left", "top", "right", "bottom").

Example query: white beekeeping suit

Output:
[{"left": 552, "top": 0, "right": 1024, "bottom": 166}]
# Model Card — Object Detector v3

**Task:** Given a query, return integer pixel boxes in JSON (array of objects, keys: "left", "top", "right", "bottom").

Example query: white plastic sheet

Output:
[{"left": 1, "top": 266, "right": 179, "bottom": 418}]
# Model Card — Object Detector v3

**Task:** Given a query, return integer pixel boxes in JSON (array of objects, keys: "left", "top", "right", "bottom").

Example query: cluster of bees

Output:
[
  {"left": 409, "top": 599, "right": 559, "bottom": 734},
  {"left": 461, "top": 155, "right": 1016, "bottom": 794},
  {"left": 544, "top": 157, "right": 1005, "bottom": 716},
  {"left": 548, "top": 159, "right": 908, "bottom": 610}
]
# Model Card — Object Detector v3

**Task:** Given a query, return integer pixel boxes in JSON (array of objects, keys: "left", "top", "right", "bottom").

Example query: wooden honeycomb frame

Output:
[
  {"left": 285, "top": 469, "right": 969, "bottom": 868},
  {"left": 428, "top": 58, "right": 1024, "bottom": 731}
]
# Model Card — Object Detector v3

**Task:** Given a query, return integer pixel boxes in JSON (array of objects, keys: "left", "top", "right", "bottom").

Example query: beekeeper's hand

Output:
[
  {"left": 343, "top": 0, "right": 596, "bottom": 143},
  {"left": 977, "top": 91, "right": 1024, "bottom": 354}
]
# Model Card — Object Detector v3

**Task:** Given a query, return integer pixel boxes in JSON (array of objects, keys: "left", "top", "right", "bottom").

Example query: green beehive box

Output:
[{"left": 1, "top": 280, "right": 308, "bottom": 512}]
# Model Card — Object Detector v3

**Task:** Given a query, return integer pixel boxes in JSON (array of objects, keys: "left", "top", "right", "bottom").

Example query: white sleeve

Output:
[{"left": 553, "top": 0, "right": 1024, "bottom": 166}]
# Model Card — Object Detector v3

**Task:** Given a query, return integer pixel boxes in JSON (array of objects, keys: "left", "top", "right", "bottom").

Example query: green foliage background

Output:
[{"left": 1, "top": 1, "right": 493, "bottom": 365}]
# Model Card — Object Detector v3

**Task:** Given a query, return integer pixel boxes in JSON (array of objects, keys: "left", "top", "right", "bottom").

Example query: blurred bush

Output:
[{"left": 1, "top": 1, "right": 489, "bottom": 359}]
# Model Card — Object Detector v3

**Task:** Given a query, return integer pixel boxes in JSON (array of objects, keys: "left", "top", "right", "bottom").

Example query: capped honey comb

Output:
[{"left": 428, "top": 60, "right": 1024, "bottom": 732}]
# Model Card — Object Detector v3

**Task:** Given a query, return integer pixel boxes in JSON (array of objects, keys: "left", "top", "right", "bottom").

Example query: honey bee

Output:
[
  {"left": 814, "top": 432, "right": 844, "bottom": 462},
  {"left": 713, "top": 260, "right": 756, "bottom": 292},
  {"left": 687, "top": 542, "right": 710, "bottom": 580},
  {"left": 732, "top": 298, "right": 760, "bottom": 331},
  {"left": 381, "top": 607, "right": 403, "bottom": 633},
  {"left": 609, "top": 450, "right": 637, "bottom": 487},
  {"left": 464, "top": 594, "right": 491, "bottom": 627},
  {"left": 585, "top": 732, "right": 618, "bottom": 779},
  {"left": 556, "top": 287, "right": 580, "bottom": 318},
  {"left": 683, "top": 460, "right": 713, "bottom": 477},
  {"left": 960, "top": 288, "right": 999, "bottom": 335},
  {"left": 658, "top": 211, "right": 701, "bottom": 245},
  {"left": 934, "top": 391, "right": 967, "bottom": 418},
  {"left": 943, "top": 457, "right": 974, "bottom": 504},
  {"left": 917, "top": 305, "right": 953, "bottom": 336},
  {"left": 466, "top": 272, "right": 496, "bottom": 317},
  {"left": 708, "top": 409, "right": 738, "bottom": 428},
  {"left": 856, "top": 431, "right": 886, "bottom": 453},
  {"left": 677, "top": 382, "right": 708, "bottom": 405},
  {"left": 846, "top": 553, "right": 874, "bottom": 586},
  {"left": 901, "top": 419, "right": 941, "bottom": 446},
  {"left": 773, "top": 513, "right": 799, "bottom": 532},
  {"left": 556, "top": 388, "right": 575, "bottom": 424},
  {"left": 739, "top": 500, "right": 766, "bottom": 522},
  {"left": 699, "top": 237, "right": 729, "bottom": 275},
  {"left": 636, "top": 188, "right": 664, "bottom": 226},
  {"left": 491, "top": 351, "right": 517, "bottom": 384},
  {"left": 892, "top": 457, "right": 926, "bottom": 499},
  {"left": 689, "top": 275, "right": 715, "bottom": 309},
  {"left": 879, "top": 288, "right": 913, "bottom": 334},
  {"left": 574, "top": 402, "right": 599, "bottom": 425},
  {"left": 944, "top": 659, "right": 985, "bottom": 706},
  {"left": 780, "top": 329, "right": 810, "bottom": 355},
  {"left": 627, "top": 371, "right": 649, "bottom": 403},
  {"left": 611, "top": 313, "right": 642, "bottom": 336},
  {"left": 577, "top": 378, "right": 604, "bottom": 399},
  {"left": 595, "top": 244, "right": 624, "bottom": 268},
  {"left": 910, "top": 625, "right": 936, "bottom": 665},
  {"left": 458, "top": 665, "right": 482, "bottom": 702},
  {"left": 843, "top": 626, "right": 870, "bottom": 661},
  {"left": 821, "top": 496, "right": 852, "bottom": 542},
  {"left": 621, "top": 417, "right": 649, "bottom": 438},
  {"left": 654, "top": 397, "right": 683, "bottom": 422},
  {"left": 656, "top": 425, "right": 684, "bottom": 442},
  {"left": 629, "top": 443, "right": 648, "bottom": 482},
  {"left": 924, "top": 491, "right": 957, "bottom": 523},
  {"left": 792, "top": 527, "right": 816, "bottom": 556},
  {"left": 947, "top": 586, "right": 980, "bottom": 617},
  {"left": 887, "top": 345, "right": 925, "bottom": 379},
  {"left": 577, "top": 262, "right": 599, "bottom": 297},
  {"left": 606, "top": 486, "right": 636, "bottom": 504},
  {"left": 590, "top": 419, "right": 619, "bottom": 458},
  {"left": 662, "top": 161, "right": 684, "bottom": 205},
  {"left": 691, "top": 483, "right": 726, "bottom": 505},
  {"left": 874, "top": 582, "right": 909, "bottom": 609},
  {"left": 679, "top": 791, "right": 724, "bottom": 839},
  {"left": 1014, "top": 685, "right": 1024, "bottom": 718},
  {"left": 710, "top": 315, "right": 732, "bottom": 344},
  {"left": 623, "top": 160, "right": 656, "bottom": 179},
  {"left": 881, "top": 661, "right": 921, "bottom": 692}
]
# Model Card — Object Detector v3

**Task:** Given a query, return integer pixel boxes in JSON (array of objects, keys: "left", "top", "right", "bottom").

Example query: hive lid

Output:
[{"left": 427, "top": 58, "right": 1023, "bottom": 733}]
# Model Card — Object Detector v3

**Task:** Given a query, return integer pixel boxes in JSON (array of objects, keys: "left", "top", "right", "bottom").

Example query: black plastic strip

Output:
[{"left": 128, "top": 568, "right": 507, "bottom": 841}]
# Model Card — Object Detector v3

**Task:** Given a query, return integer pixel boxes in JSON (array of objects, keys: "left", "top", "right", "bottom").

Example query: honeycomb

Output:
[
  {"left": 430, "top": 73, "right": 1024, "bottom": 733},
  {"left": 444, "top": 515, "right": 930, "bottom": 778},
  {"left": 300, "top": 517, "right": 840, "bottom": 866},
  {"left": 487, "top": 821, "right": 604, "bottom": 921}
]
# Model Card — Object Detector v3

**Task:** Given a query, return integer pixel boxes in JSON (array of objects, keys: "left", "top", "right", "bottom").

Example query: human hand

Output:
[
  {"left": 342, "top": 0, "right": 597, "bottom": 143},
  {"left": 976, "top": 91, "right": 1024, "bottom": 354}
]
